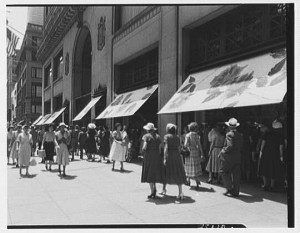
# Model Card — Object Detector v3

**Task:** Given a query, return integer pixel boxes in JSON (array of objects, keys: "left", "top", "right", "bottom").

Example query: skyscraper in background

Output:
[{"left": 27, "top": 7, "right": 43, "bottom": 25}]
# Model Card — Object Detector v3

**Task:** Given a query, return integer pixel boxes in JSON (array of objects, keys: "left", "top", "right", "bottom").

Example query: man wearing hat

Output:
[
  {"left": 55, "top": 122, "right": 71, "bottom": 176},
  {"left": 219, "top": 118, "right": 243, "bottom": 197}
]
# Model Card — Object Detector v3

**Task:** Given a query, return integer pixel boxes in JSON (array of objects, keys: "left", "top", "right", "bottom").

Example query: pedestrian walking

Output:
[
  {"left": 184, "top": 122, "right": 204, "bottom": 189},
  {"left": 219, "top": 118, "right": 243, "bottom": 197},
  {"left": 7, "top": 125, "right": 14, "bottom": 165},
  {"left": 161, "top": 124, "right": 186, "bottom": 200},
  {"left": 122, "top": 125, "right": 129, "bottom": 160},
  {"left": 78, "top": 127, "right": 87, "bottom": 159},
  {"left": 30, "top": 126, "right": 38, "bottom": 157},
  {"left": 56, "top": 123, "right": 71, "bottom": 176},
  {"left": 206, "top": 123, "right": 225, "bottom": 184},
  {"left": 9, "top": 125, "right": 22, "bottom": 167},
  {"left": 16, "top": 125, "right": 33, "bottom": 176},
  {"left": 141, "top": 123, "right": 164, "bottom": 199},
  {"left": 86, "top": 123, "right": 98, "bottom": 161},
  {"left": 37, "top": 126, "right": 45, "bottom": 163},
  {"left": 109, "top": 123, "right": 126, "bottom": 171},
  {"left": 42, "top": 124, "right": 58, "bottom": 171},
  {"left": 180, "top": 126, "right": 189, "bottom": 164},
  {"left": 98, "top": 125, "right": 111, "bottom": 163},
  {"left": 70, "top": 125, "right": 80, "bottom": 161},
  {"left": 258, "top": 120, "right": 285, "bottom": 192}
]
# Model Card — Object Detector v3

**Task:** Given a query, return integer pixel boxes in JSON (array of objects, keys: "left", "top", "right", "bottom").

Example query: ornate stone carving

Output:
[
  {"left": 97, "top": 17, "right": 106, "bottom": 51},
  {"left": 65, "top": 52, "right": 69, "bottom": 75}
]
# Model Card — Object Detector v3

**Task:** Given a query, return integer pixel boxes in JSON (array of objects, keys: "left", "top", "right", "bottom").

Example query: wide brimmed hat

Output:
[
  {"left": 272, "top": 120, "right": 283, "bottom": 129},
  {"left": 143, "top": 122, "right": 157, "bottom": 131},
  {"left": 225, "top": 118, "right": 240, "bottom": 127},
  {"left": 88, "top": 123, "right": 96, "bottom": 129},
  {"left": 166, "top": 123, "right": 177, "bottom": 131},
  {"left": 22, "top": 124, "right": 29, "bottom": 129},
  {"left": 59, "top": 122, "right": 67, "bottom": 128}
]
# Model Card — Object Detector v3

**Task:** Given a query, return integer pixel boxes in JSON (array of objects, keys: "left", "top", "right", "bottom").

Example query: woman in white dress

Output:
[
  {"left": 7, "top": 126, "right": 14, "bottom": 165},
  {"left": 16, "top": 125, "right": 33, "bottom": 176},
  {"left": 55, "top": 123, "right": 71, "bottom": 176},
  {"left": 109, "top": 123, "right": 126, "bottom": 171},
  {"left": 10, "top": 125, "right": 22, "bottom": 167}
]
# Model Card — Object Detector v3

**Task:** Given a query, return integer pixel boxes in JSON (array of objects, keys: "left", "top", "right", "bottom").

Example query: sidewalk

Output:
[{"left": 7, "top": 155, "right": 287, "bottom": 227}]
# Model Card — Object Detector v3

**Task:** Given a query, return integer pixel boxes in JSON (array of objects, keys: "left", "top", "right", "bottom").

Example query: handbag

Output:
[
  {"left": 37, "top": 149, "right": 46, "bottom": 158},
  {"left": 30, "top": 158, "right": 37, "bottom": 166},
  {"left": 180, "top": 146, "right": 190, "bottom": 157}
]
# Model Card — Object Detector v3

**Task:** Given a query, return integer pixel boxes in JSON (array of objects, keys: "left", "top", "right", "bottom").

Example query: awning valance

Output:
[
  {"left": 73, "top": 96, "right": 102, "bottom": 121},
  {"left": 36, "top": 114, "right": 52, "bottom": 126},
  {"left": 44, "top": 107, "right": 66, "bottom": 125},
  {"left": 158, "top": 49, "right": 287, "bottom": 114},
  {"left": 31, "top": 115, "right": 43, "bottom": 125},
  {"left": 96, "top": 84, "right": 158, "bottom": 119}
]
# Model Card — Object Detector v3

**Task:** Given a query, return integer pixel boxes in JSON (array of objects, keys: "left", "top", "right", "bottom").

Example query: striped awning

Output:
[
  {"left": 73, "top": 96, "right": 102, "bottom": 121},
  {"left": 31, "top": 115, "right": 43, "bottom": 125},
  {"left": 44, "top": 107, "right": 66, "bottom": 125},
  {"left": 36, "top": 114, "right": 52, "bottom": 126}
]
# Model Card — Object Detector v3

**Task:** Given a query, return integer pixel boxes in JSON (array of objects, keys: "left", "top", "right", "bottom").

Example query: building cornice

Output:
[
  {"left": 37, "top": 6, "right": 87, "bottom": 63},
  {"left": 113, "top": 6, "right": 161, "bottom": 45}
]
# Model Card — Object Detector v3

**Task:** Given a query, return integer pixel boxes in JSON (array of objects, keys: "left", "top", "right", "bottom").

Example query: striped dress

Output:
[{"left": 184, "top": 132, "right": 202, "bottom": 179}]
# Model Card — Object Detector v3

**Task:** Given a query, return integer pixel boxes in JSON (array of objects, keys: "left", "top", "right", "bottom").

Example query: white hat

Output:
[
  {"left": 88, "top": 123, "right": 96, "bottom": 129},
  {"left": 59, "top": 122, "right": 67, "bottom": 128},
  {"left": 272, "top": 120, "right": 283, "bottom": 129},
  {"left": 143, "top": 122, "right": 157, "bottom": 131},
  {"left": 225, "top": 118, "right": 240, "bottom": 127}
]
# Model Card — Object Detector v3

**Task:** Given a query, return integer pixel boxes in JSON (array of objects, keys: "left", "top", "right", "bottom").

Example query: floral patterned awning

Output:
[
  {"left": 36, "top": 114, "right": 52, "bottom": 126},
  {"left": 158, "top": 49, "right": 287, "bottom": 114},
  {"left": 44, "top": 107, "right": 66, "bottom": 125},
  {"left": 73, "top": 96, "right": 102, "bottom": 121},
  {"left": 96, "top": 84, "right": 158, "bottom": 119}
]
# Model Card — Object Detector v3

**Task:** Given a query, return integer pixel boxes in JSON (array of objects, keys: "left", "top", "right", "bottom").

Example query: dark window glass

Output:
[{"left": 53, "top": 50, "right": 63, "bottom": 81}]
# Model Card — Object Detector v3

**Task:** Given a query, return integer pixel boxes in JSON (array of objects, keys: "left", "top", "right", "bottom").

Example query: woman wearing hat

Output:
[
  {"left": 109, "top": 123, "right": 126, "bottom": 171},
  {"left": 16, "top": 125, "right": 33, "bottom": 176},
  {"left": 9, "top": 125, "right": 23, "bottom": 167},
  {"left": 258, "top": 120, "right": 285, "bottom": 192},
  {"left": 42, "top": 124, "right": 58, "bottom": 171},
  {"left": 162, "top": 123, "right": 186, "bottom": 200},
  {"left": 184, "top": 122, "right": 204, "bottom": 189},
  {"left": 141, "top": 123, "right": 164, "bottom": 199},
  {"left": 56, "top": 122, "right": 71, "bottom": 176},
  {"left": 86, "top": 123, "right": 98, "bottom": 161}
]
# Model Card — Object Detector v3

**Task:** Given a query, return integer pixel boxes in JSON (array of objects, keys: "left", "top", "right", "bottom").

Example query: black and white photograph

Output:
[{"left": 3, "top": 1, "right": 299, "bottom": 230}]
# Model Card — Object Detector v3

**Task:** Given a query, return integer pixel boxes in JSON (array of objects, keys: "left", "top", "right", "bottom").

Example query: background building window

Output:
[
  {"left": 31, "top": 104, "right": 42, "bottom": 114},
  {"left": 118, "top": 48, "right": 158, "bottom": 93},
  {"left": 32, "top": 36, "right": 38, "bottom": 46},
  {"left": 189, "top": 4, "right": 287, "bottom": 70},
  {"left": 31, "top": 84, "right": 42, "bottom": 97},
  {"left": 32, "top": 67, "right": 42, "bottom": 78},
  {"left": 31, "top": 50, "right": 37, "bottom": 61},
  {"left": 44, "top": 65, "right": 51, "bottom": 88},
  {"left": 53, "top": 50, "right": 63, "bottom": 81}
]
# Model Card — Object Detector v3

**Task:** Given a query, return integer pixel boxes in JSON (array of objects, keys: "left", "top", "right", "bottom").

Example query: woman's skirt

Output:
[
  {"left": 10, "top": 140, "right": 18, "bottom": 160},
  {"left": 109, "top": 141, "right": 125, "bottom": 162},
  {"left": 206, "top": 147, "right": 222, "bottom": 173},
  {"left": 56, "top": 144, "right": 70, "bottom": 166},
  {"left": 44, "top": 141, "right": 55, "bottom": 161},
  {"left": 184, "top": 149, "right": 202, "bottom": 179},
  {"left": 18, "top": 143, "right": 31, "bottom": 166}
]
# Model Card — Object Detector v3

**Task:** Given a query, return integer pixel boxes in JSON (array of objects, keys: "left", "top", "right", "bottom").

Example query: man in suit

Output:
[{"left": 219, "top": 118, "right": 243, "bottom": 197}]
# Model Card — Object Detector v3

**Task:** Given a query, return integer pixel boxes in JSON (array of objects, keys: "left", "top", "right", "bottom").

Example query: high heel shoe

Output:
[
  {"left": 177, "top": 193, "right": 184, "bottom": 200},
  {"left": 206, "top": 179, "right": 213, "bottom": 184},
  {"left": 160, "top": 189, "right": 167, "bottom": 195},
  {"left": 147, "top": 190, "right": 156, "bottom": 199}
]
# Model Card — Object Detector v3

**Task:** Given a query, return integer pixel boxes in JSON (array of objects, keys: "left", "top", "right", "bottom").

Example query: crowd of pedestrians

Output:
[{"left": 7, "top": 116, "right": 287, "bottom": 200}]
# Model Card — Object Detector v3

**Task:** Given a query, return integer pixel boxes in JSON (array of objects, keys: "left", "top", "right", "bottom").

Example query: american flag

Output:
[{"left": 7, "top": 27, "right": 19, "bottom": 57}]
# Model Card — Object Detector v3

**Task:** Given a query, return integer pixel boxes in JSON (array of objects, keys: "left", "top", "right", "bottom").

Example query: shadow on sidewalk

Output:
[
  {"left": 20, "top": 174, "right": 37, "bottom": 179},
  {"left": 112, "top": 169, "right": 133, "bottom": 173},
  {"left": 146, "top": 195, "right": 195, "bottom": 205},
  {"left": 235, "top": 194, "right": 263, "bottom": 203},
  {"left": 58, "top": 174, "right": 77, "bottom": 180},
  {"left": 189, "top": 186, "right": 215, "bottom": 193}
]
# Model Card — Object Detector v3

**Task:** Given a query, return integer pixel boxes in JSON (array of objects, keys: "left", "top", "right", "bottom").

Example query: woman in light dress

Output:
[
  {"left": 184, "top": 122, "right": 204, "bottom": 189},
  {"left": 9, "top": 125, "right": 22, "bottom": 167},
  {"left": 206, "top": 123, "right": 225, "bottom": 184},
  {"left": 7, "top": 126, "right": 14, "bottom": 165},
  {"left": 55, "top": 123, "right": 71, "bottom": 176},
  {"left": 109, "top": 123, "right": 126, "bottom": 171},
  {"left": 16, "top": 125, "right": 33, "bottom": 176}
]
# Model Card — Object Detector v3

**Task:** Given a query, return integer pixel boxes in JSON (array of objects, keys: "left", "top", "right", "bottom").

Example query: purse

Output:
[
  {"left": 30, "top": 158, "right": 37, "bottom": 166},
  {"left": 180, "top": 146, "right": 190, "bottom": 157}
]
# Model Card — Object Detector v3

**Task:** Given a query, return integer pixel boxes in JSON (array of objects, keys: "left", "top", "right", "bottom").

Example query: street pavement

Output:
[{"left": 7, "top": 154, "right": 287, "bottom": 227}]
